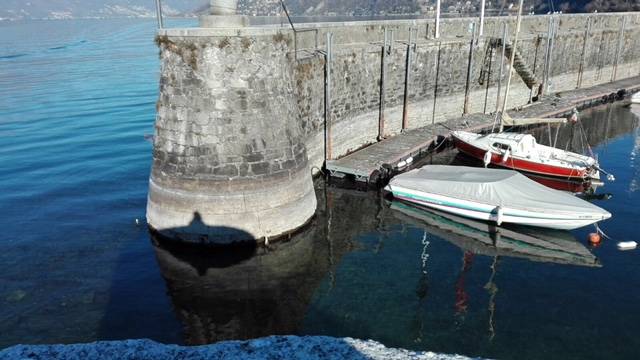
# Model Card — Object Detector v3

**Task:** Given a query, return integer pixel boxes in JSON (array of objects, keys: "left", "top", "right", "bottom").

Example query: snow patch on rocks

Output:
[{"left": 0, "top": 336, "right": 479, "bottom": 360}]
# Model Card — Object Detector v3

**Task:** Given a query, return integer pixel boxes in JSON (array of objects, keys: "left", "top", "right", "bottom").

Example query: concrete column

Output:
[
  {"left": 210, "top": 0, "right": 237, "bottom": 15},
  {"left": 200, "top": 0, "right": 248, "bottom": 27},
  {"left": 148, "top": 30, "right": 317, "bottom": 244}
]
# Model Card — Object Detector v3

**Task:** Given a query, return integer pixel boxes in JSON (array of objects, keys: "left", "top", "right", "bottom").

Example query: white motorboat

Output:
[{"left": 385, "top": 165, "right": 611, "bottom": 230}]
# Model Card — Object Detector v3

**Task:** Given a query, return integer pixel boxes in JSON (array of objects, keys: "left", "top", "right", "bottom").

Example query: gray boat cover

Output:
[{"left": 389, "top": 165, "right": 609, "bottom": 216}]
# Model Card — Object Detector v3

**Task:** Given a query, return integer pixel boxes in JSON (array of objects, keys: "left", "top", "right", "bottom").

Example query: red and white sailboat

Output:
[
  {"left": 452, "top": 129, "right": 601, "bottom": 180},
  {"left": 451, "top": 2, "right": 610, "bottom": 182}
]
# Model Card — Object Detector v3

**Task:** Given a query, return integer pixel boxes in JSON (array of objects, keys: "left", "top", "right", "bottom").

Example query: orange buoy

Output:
[{"left": 588, "top": 232, "right": 602, "bottom": 245}]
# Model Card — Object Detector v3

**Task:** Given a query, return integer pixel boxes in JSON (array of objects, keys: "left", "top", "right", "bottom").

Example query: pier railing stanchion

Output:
[
  {"left": 612, "top": 16, "right": 626, "bottom": 82},
  {"left": 495, "top": 23, "right": 507, "bottom": 113},
  {"left": 463, "top": 22, "right": 477, "bottom": 115},
  {"left": 402, "top": 28, "right": 416, "bottom": 131},
  {"left": 325, "top": 32, "right": 333, "bottom": 161},
  {"left": 155, "top": 0, "right": 164, "bottom": 29},
  {"left": 379, "top": 29, "right": 389, "bottom": 140},
  {"left": 577, "top": 17, "right": 591, "bottom": 89},
  {"left": 432, "top": 41, "right": 442, "bottom": 128}
]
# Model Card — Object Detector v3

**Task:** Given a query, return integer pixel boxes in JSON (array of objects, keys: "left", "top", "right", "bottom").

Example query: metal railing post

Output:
[
  {"left": 155, "top": 0, "right": 164, "bottom": 29},
  {"left": 325, "top": 32, "right": 333, "bottom": 161},
  {"left": 463, "top": 22, "right": 477, "bottom": 115}
]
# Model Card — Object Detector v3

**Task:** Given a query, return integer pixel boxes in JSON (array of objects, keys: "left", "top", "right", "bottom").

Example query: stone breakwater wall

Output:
[
  {"left": 148, "top": 13, "right": 640, "bottom": 243},
  {"left": 290, "top": 13, "right": 640, "bottom": 169}
]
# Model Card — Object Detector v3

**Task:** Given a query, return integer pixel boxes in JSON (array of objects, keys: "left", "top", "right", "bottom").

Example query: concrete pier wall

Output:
[{"left": 148, "top": 12, "right": 640, "bottom": 243}]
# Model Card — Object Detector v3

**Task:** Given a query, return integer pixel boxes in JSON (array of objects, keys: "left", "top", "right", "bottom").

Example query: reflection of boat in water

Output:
[{"left": 390, "top": 201, "right": 600, "bottom": 267}]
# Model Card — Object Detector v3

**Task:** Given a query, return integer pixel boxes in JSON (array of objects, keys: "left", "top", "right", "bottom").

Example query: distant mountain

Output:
[
  {"left": 1, "top": 0, "right": 637, "bottom": 21},
  {"left": 0, "top": 0, "right": 207, "bottom": 21}
]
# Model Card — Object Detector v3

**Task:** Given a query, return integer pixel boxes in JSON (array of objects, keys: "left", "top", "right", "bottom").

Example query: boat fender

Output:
[
  {"left": 569, "top": 109, "right": 579, "bottom": 123},
  {"left": 501, "top": 149, "right": 510, "bottom": 163},
  {"left": 406, "top": 156, "right": 414, "bottom": 165},
  {"left": 397, "top": 160, "right": 407, "bottom": 168},
  {"left": 495, "top": 206, "right": 504, "bottom": 226},
  {"left": 617, "top": 241, "right": 638, "bottom": 251},
  {"left": 483, "top": 151, "right": 492, "bottom": 168}
]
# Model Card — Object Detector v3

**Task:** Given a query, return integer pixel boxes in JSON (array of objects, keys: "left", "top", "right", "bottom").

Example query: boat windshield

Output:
[{"left": 492, "top": 142, "right": 511, "bottom": 151}]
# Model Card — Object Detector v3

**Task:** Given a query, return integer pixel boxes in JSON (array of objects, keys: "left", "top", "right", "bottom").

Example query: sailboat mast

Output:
[{"left": 499, "top": 0, "right": 524, "bottom": 132}]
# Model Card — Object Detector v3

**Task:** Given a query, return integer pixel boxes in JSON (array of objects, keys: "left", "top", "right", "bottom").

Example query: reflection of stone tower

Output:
[
  {"left": 151, "top": 227, "right": 329, "bottom": 344},
  {"left": 147, "top": 0, "right": 317, "bottom": 244}
]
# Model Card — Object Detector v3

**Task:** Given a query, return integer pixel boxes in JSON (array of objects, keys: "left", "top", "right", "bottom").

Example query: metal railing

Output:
[
  {"left": 280, "top": 0, "right": 320, "bottom": 60},
  {"left": 155, "top": 0, "right": 164, "bottom": 29}
]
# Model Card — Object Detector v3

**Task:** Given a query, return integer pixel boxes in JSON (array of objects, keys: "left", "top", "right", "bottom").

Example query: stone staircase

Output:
[{"left": 495, "top": 39, "right": 539, "bottom": 90}]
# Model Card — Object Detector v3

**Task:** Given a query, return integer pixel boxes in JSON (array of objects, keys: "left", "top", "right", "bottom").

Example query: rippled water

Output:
[{"left": 2, "top": 19, "right": 640, "bottom": 360}]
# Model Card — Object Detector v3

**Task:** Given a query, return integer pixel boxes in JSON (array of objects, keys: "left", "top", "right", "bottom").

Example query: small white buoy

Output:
[
  {"left": 135, "top": 218, "right": 140, "bottom": 226},
  {"left": 607, "top": 174, "right": 615, "bottom": 181},
  {"left": 617, "top": 241, "right": 637, "bottom": 251}
]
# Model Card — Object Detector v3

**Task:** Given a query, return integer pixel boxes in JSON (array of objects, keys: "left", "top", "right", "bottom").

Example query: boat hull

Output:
[
  {"left": 390, "top": 185, "right": 606, "bottom": 230},
  {"left": 452, "top": 134, "right": 589, "bottom": 179}
]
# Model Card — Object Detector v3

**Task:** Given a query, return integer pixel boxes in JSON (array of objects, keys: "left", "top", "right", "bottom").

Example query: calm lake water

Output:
[{"left": 1, "top": 19, "right": 640, "bottom": 360}]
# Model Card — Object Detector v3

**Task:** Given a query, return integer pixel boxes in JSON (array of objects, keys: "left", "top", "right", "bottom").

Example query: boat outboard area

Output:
[{"left": 384, "top": 165, "right": 611, "bottom": 230}]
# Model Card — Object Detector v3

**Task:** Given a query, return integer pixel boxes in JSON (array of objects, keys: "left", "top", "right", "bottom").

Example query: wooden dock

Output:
[{"left": 326, "top": 76, "right": 640, "bottom": 183}]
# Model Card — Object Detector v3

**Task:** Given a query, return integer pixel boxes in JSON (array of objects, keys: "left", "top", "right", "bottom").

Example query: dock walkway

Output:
[{"left": 326, "top": 76, "right": 640, "bottom": 183}]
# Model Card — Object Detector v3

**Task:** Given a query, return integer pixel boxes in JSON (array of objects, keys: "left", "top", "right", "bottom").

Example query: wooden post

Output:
[
  {"left": 379, "top": 29, "right": 388, "bottom": 141},
  {"left": 402, "top": 28, "right": 415, "bottom": 131},
  {"left": 577, "top": 17, "right": 591, "bottom": 89},
  {"left": 463, "top": 23, "right": 477, "bottom": 115},
  {"left": 432, "top": 42, "right": 442, "bottom": 126},
  {"left": 325, "top": 32, "right": 333, "bottom": 161},
  {"left": 612, "top": 16, "right": 626, "bottom": 82}
]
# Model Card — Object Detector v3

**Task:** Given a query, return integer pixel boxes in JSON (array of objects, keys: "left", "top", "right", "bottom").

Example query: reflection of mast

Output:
[
  {"left": 484, "top": 255, "right": 500, "bottom": 342},
  {"left": 324, "top": 182, "right": 336, "bottom": 291},
  {"left": 454, "top": 252, "right": 474, "bottom": 317},
  {"left": 629, "top": 106, "right": 640, "bottom": 192},
  {"left": 413, "top": 230, "right": 430, "bottom": 343}
]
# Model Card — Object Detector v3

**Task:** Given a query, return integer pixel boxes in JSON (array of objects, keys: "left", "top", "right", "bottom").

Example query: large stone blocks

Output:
[{"left": 148, "top": 30, "right": 316, "bottom": 244}]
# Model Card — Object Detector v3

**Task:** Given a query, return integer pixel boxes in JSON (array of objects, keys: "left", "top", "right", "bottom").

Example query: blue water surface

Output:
[
  {"left": 1, "top": 18, "right": 640, "bottom": 360},
  {"left": 0, "top": 19, "right": 194, "bottom": 346}
]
